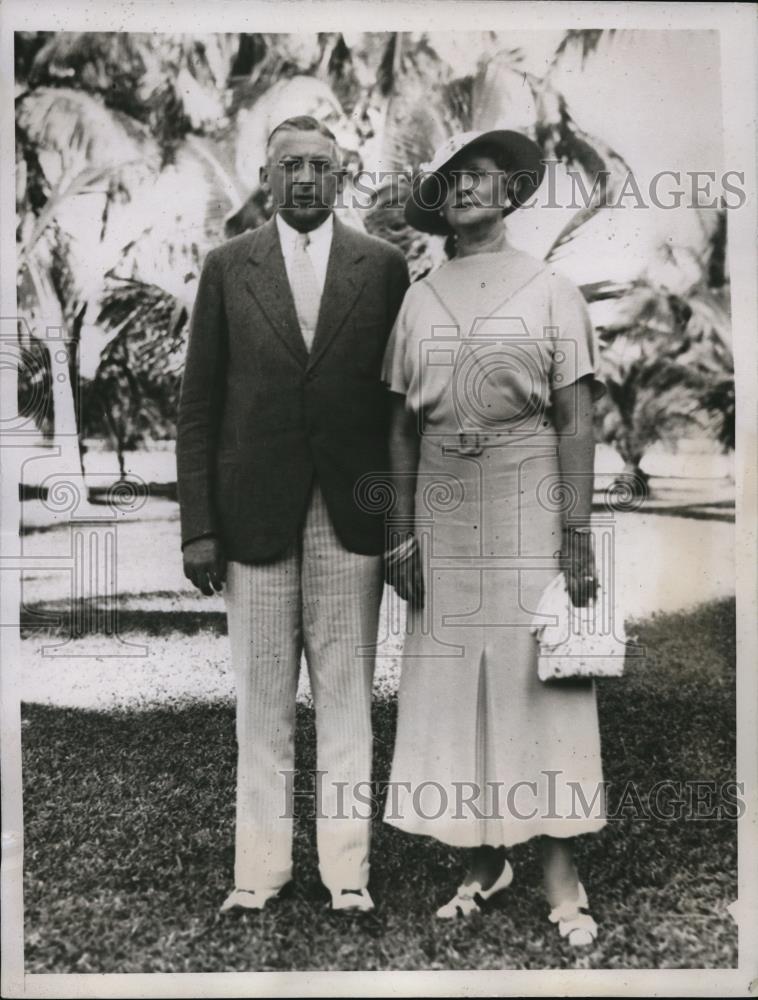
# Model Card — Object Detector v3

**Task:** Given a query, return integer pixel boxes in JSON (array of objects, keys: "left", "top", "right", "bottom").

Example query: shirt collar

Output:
[{"left": 275, "top": 212, "right": 334, "bottom": 253}]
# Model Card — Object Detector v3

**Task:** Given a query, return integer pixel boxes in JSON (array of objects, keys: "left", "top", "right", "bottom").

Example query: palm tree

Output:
[
  {"left": 547, "top": 29, "right": 734, "bottom": 479},
  {"left": 16, "top": 84, "right": 160, "bottom": 476},
  {"left": 595, "top": 212, "right": 733, "bottom": 491},
  {"left": 18, "top": 32, "right": 238, "bottom": 165},
  {"left": 16, "top": 29, "right": 733, "bottom": 485},
  {"left": 15, "top": 38, "right": 240, "bottom": 473}
]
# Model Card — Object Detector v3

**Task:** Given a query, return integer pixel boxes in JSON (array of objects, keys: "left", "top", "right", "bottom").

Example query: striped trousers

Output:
[{"left": 224, "top": 483, "right": 383, "bottom": 894}]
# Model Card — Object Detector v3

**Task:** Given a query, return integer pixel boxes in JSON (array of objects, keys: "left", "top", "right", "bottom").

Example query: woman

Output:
[{"left": 382, "top": 130, "right": 606, "bottom": 947}]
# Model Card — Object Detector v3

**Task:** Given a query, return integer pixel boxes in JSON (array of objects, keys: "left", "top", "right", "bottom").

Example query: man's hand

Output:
[
  {"left": 385, "top": 534, "right": 425, "bottom": 610},
  {"left": 183, "top": 536, "right": 227, "bottom": 596},
  {"left": 560, "top": 527, "right": 598, "bottom": 608}
]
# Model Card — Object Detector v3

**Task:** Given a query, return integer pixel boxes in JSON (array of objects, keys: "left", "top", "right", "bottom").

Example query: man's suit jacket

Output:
[{"left": 176, "top": 214, "right": 410, "bottom": 563}]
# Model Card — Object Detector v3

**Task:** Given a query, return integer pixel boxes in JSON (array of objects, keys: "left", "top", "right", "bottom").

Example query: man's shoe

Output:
[
  {"left": 219, "top": 887, "right": 280, "bottom": 913},
  {"left": 330, "top": 888, "right": 374, "bottom": 913}
]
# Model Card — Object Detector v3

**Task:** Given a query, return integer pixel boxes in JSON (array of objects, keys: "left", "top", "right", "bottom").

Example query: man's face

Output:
[{"left": 261, "top": 128, "right": 341, "bottom": 232}]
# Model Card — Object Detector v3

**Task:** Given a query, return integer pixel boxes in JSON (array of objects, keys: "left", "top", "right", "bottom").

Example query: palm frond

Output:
[
  {"left": 27, "top": 33, "right": 237, "bottom": 164},
  {"left": 182, "top": 134, "right": 247, "bottom": 237},
  {"left": 537, "top": 88, "right": 632, "bottom": 261},
  {"left": 550, "top": 30, "right": 617, "bottom": 70},
  {"left": 376, "top": 33, "right": 398, "bottom": 97},
  {"left": 542, "top": 204, "right": 601, "bottom": 261},
  {"left": 469, "top": 49, "right": 534, "bottom": 133},
  {"left": 579, "top": 280, "right": 633, "bottom": 303},
  {"left": 17, "top": 87, "right": 158, "bottom": 258},
  {"left": 97, "top": 274, "right": 187, "bottom": 376}
]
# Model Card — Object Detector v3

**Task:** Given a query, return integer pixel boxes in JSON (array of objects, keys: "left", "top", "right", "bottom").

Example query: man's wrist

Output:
[{"left": 182, "top": 533, "right": 218, "bottom": 551}]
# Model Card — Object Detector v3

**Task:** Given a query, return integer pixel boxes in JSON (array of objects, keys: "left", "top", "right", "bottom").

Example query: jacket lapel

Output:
[
  {"left": 306, "top": 217, "right": 366, "bottom": 371},
  {"left": 245, "top": 217, "right": 309, "bottom": 368}
]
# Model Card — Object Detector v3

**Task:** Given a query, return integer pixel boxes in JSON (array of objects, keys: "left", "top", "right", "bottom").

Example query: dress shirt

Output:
[{"left": 275, "top": 211, "right": 334, "bottom": 296}]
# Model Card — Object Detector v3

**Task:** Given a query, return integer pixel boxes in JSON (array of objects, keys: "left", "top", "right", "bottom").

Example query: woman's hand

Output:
[
  {"left": 385, "top": 533, "right": 425, "bottom": 610},
  {"left": 561, "top": 526, "right": 598, "bottom": 607}
]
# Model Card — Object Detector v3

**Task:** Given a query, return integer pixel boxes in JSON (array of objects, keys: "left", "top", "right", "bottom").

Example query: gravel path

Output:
[{"left": 17, "top": 472, "right": 735, "bottom": 711}]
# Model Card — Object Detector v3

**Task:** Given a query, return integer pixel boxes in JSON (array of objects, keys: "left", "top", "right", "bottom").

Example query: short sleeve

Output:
[{"left": 547, "top": 273, "right": 606, "bottom": 401}]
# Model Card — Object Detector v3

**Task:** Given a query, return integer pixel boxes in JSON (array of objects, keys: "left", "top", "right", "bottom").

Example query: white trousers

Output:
[{"left": 224, "top": 483, "right": 383, "bottom": 893}]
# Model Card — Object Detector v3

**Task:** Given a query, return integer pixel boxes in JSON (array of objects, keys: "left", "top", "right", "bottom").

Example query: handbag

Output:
[{"left": 529, "top": 572, "right": 627, "bottom": 682}]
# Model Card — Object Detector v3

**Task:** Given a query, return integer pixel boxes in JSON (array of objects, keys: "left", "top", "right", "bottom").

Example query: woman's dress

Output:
[{"left": 382, "top": 247, "right": 608, "bottom": 848}]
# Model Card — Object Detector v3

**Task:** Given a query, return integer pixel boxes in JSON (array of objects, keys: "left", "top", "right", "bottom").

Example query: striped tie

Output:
[{"left": 290, "top": 232, "right": 321, "bottom": 352}]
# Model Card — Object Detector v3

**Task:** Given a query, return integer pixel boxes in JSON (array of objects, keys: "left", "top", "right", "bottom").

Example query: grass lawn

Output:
[{"left": 21, "top": 597, "right": 737, "bottom": 972}]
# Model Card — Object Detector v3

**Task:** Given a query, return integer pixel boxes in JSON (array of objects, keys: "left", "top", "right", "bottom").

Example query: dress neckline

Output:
[
  {"left": 442, "top": 245, "right": 524, "bottom": 266},
  {"left": 419, "top": 246, "right": 545, "bottom": 323}
]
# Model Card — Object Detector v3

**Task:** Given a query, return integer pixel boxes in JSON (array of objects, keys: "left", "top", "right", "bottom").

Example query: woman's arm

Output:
[
  {"left": 552, "top": 375, "right": 598, "bottom": 606},
  {"left": 388, "top": 393, "right": 420, "bottom": 524},
  {"left": 386, "top": 393, "right": 424, "bottom": 608}
]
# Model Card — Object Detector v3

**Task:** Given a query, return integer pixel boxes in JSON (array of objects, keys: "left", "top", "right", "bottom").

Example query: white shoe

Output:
[
  {"left": 436, "top": 859, "right": 515, "bottom": 919},
  {"left": 219, "top": 887, "right": 280, "bottom": 913},
  {"left": 330, "top": 888, "right": 375, "bottom": 913},
  {"left": 548, "top": 882, "right": 598, "bottom": 947}
]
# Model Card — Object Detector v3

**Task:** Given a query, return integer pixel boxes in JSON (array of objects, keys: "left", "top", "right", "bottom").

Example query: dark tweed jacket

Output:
[{"left": 176, "top": 214, "right": 410, "bottom": 563}]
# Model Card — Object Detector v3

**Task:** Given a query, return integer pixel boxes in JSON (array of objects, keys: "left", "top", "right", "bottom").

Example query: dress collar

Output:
[{"left": 423, "top": 248, "right": 545, "bottom": 329}]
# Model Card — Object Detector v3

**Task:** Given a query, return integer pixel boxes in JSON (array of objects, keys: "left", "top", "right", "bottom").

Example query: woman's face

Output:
[{"left": 440, "top": 151, "right": 509, "bottom": 234}]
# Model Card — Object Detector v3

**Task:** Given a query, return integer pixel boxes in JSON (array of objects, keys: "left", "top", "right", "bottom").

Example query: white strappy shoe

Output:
[
  {"left": 548, "top": 882, "right": 598, "bottom": 947},
  {"left": 219, "top": 886, "right": 280, "bottom": 913},
  {"left": 435, "top": 859, "right": 515, "bottom": 919}
]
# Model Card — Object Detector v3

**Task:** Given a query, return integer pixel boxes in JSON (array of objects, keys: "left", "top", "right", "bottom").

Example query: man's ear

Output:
[{"left": 259, "top": 165, "right": 270, "bottom": 190}]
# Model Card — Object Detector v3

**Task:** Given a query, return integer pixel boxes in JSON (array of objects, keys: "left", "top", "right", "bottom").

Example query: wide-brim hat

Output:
[{"left": 404, "top": 129, "right": 545, "bottom": 236}]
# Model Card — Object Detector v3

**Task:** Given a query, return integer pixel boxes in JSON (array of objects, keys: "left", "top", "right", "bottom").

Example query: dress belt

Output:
[{"left": 436, "top": 429, "right": 551, "bottom": 455}]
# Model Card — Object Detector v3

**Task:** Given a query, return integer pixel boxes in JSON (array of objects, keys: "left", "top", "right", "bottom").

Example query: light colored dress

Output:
[{"left": 381, "top": 246, "right": 608, "bottom": 848}]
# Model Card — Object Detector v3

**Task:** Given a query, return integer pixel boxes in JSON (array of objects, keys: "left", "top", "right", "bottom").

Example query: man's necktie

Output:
[{"left": 290, "top": 232, "right": 321, "bottom": 352}]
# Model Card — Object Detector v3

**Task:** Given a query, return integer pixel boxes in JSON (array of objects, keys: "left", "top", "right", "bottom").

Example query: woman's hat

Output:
[{"left": 404, "top": 128, "right": 545, "bottom": 236}]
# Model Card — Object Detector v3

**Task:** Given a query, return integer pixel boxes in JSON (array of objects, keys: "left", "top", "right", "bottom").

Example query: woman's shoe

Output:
[
  {"left": 548, "top": 881, "right": 598, "bottom": 947},
  {"left": 436, "top": 859, "right": 514, "bottom": 919}
]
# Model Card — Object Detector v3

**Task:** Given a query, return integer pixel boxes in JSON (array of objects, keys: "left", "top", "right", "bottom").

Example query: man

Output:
[{"left": 177, "top": 116, "right": 409, "bottom": 913}]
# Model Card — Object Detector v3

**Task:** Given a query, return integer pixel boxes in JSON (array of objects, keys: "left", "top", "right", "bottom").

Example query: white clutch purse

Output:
[{"left": 530, "top": 572, "right": 627, "bottom": 682}]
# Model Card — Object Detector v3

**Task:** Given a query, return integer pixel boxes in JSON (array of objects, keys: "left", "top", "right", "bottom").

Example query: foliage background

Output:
[{"left": 15, "top": 30, "right": 734, "bottom": 484}]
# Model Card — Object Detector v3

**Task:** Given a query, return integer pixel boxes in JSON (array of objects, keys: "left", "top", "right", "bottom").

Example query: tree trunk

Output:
[
  {"left": 23, "top": 257, "right": 84, "bottom": 479},
  {"left": 47, "top": 341, "right": 80, "bottom": 470},
  {"left": 614, "top": 460, "right": 650, "bottom": 499}
]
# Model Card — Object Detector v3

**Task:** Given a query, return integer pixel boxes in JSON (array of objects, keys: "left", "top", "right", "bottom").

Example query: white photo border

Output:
[{"left": 1, "top": 2, "right": 756, "bottom": 997}]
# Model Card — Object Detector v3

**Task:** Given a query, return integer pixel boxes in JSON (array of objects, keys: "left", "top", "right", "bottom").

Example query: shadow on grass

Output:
[
  {"left": 624, "top": 504, "right": 734, "bottom": 523},
  {"left": 21, "top": 601, "right": 228, "bottom": 638},
  {"left": 21, "top": 598, "right": 737, "bottom": 973}
]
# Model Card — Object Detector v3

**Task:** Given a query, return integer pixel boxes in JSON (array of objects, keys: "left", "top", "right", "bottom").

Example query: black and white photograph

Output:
[{"left": 1, "top": 1, "right": 756, "bottom": 996}]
